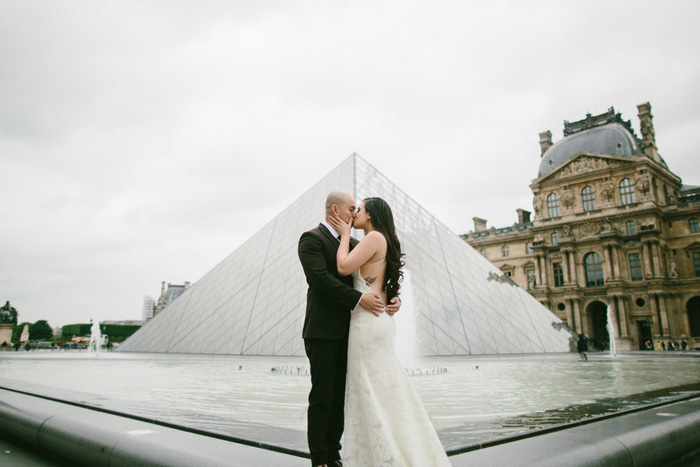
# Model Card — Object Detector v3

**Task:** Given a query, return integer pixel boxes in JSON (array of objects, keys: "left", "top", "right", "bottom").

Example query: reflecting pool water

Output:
[{"left": 1, "top": 351, "right": 699, "bottom": 451}]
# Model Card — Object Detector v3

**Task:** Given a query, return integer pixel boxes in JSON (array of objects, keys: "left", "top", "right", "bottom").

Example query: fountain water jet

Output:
[
  {"left": 606, "top": 305, "right": 617, "bottom": 357},
  {"left": 393, "top": 270, "right": 445, "bottom": 376},
  {"left": 88, "top": 321, "right": 101, "bottom": 355},
  {"left": 394, "top": 269, "right": 419, "bottom": 368}
]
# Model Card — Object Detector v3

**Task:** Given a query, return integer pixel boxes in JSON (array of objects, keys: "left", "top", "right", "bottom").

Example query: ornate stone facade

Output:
[
  {"left": 153, "top": 281, "right": 191, "bottom": 316},
  {"left": 464, "top": 103, "right": 700, "bottom": 350}
]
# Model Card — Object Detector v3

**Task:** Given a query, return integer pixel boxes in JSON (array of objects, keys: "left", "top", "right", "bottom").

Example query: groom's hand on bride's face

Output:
[
  {"left": 330, "top": 213, "right": 351, "bottom": 235},
  {"left": 360, "top": 293, "right": 385, "bottom": 316},
  {"left": 386, "top": 297, "right": 400, "bottom": 316}
]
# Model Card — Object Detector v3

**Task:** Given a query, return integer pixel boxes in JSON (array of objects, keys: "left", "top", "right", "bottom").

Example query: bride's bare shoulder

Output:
[
  {"left": 364, "top": 231, "right": 386, "bottom": 241},
  {"left": 362, "top": 231, "right": 386, "bottom": 248}
]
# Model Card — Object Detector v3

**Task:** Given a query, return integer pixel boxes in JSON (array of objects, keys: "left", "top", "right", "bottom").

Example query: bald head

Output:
[
  {"left": 326, "top": 192, "right": 348, "bottom": 215},
  {"left": 325, "top": 191, "right": 356, "bottom": 223}
]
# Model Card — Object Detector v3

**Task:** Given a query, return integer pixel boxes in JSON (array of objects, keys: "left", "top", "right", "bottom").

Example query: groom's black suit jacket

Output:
[{"left": 299, "top": 223, "right": 362, "bottom": 339}]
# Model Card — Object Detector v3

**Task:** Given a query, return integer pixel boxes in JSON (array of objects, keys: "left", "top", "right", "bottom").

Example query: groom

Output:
[{"left": 298, "top": 191, "right": 399, "bottom": 467}]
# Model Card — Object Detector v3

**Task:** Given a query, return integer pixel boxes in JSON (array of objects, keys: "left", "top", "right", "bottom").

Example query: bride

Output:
[{"left": 329, "top": 197, "right": 451, "bottom": 467}]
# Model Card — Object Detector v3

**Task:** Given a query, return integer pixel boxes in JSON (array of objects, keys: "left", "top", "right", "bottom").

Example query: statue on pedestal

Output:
[
  {"left": 0, "top": 302, "right": 14, "bottom": 350},
  {"left": 670, "top": 261, "right": 679, "bottom": 279},
  {"left": 0, "top": 301, "right": 11, "bottom": 324}
]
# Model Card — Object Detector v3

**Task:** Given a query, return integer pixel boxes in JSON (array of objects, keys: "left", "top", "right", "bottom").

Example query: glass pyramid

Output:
[{"left": 119, "top": 154, "right": 574, "bottom": 356}]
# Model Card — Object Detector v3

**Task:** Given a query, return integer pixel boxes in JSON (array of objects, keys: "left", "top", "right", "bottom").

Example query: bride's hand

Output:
[{"left": 328, "top": 213, "right": 352, "bottom": 237}]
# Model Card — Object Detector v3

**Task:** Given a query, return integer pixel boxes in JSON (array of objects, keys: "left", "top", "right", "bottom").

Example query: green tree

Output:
[
  {"left": 62, "top": 323, "right": 92, "bottom": 340},
  {"left": 29, "top": 320, "right": 53, "bottom": 340},
  {"left": 101, "top": 324, "right": 141, "bottom": 342},
  {"left": 12, "top": 322, "right": 30, "bottom": 341},
  {"left": 60, "top": 323, "right": 141, "bottom": 343}
]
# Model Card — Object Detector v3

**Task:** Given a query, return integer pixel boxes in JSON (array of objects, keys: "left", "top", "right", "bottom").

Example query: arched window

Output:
[
  {"left": 547, "top": 193, "right": 560, "bottom": 218},
  {"left": 584, "top": 252, "right": 604, "bottom": 287},
  {"left": 502, "top": 245, "right": 509, "bottom": 257},
  {"left": 620, "top": 178, "right": 635, "bottom": 205},
  {"left": 582, "top": 186, "right": 596, "bottom": 211}
]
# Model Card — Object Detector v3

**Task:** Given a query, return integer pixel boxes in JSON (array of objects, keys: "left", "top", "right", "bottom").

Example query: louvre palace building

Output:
[{"left": 463, "top": 102, "right": 700, "bottom": 351}]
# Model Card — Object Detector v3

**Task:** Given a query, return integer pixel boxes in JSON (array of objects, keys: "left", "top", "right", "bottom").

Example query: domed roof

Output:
[{"left": 538, "top": 122, "right": 643, "bottom": 178}]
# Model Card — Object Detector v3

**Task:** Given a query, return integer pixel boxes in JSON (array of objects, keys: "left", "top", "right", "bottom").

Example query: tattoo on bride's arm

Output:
[{"left": 364, "top": 276, "right": 377, "bottom": 286}]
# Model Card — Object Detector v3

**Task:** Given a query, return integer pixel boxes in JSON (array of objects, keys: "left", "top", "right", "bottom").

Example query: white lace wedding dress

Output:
[{"left": 342, "top": 270, "right": 451, "bottom": 467}]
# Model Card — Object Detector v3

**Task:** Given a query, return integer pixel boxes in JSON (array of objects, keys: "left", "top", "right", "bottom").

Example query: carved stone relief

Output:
[
  {"left": 636, "top": 172, "right": 653, "bottom": 201},
  {"left": 558, "top": 156, "right": 611, "bottom": 179},
  {"left": 622, "top": 241, "right": 641, "bottom": 250},
  {"left": 562, "top": 224, "right": 573, "bottom": 239},
  {"left": 577, "top": 221, "right": 601, "bottom": 238},
  {"left": 601, "top": 178, "right": 615, "bottom": 205},
  {"left": 532, "top": 194, "right": 543, "bottom": 217},
  {"left": 561, "top": 186, "right": 574, "bottom": 214},
  {"left": 602, "top": 220, "right": 618, "bottom": 233}
]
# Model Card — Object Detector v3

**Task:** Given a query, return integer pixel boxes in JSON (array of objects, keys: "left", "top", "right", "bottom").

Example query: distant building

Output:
[
  {"left": 464, "top": 103, "right": 700, "bottom": 351},
  {"left": 142, "top": 296, "right": 156, "bottom": 323},
  {"left": 154, "top": 281, "right": 191, "bottom": 316}
]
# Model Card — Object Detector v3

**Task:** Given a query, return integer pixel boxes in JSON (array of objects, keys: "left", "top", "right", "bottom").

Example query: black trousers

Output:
[{"left": 304, "top": 337, "right": 348, "bottom": 466}]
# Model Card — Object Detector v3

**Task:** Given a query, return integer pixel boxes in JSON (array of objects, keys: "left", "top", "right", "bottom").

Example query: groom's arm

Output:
[{"left": 298, "top": 231, "right": 362, "bottom": 309}]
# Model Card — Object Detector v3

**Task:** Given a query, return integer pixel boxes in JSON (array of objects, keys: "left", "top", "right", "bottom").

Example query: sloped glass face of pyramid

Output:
[{"left": 120, "top": 154, "right": 574, "bottom": 356}]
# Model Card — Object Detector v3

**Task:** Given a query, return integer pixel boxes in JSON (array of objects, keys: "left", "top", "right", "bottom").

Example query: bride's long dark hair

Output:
[{"left": 363, "top": 197, "right": 405, "bottom": 301}]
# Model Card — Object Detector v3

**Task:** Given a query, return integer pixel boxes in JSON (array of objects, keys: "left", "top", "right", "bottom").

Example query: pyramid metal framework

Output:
[{"left": 120, "top": 154, "right": 574, "bottom": 356}]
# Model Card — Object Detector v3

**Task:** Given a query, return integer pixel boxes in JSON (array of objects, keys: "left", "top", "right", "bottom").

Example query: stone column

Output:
[
  {"left": 539, "top": 255, "right": 548, "bottom": 287},
  {"left": 573, "top": 299, "right": 583, "bottom": 336},
  {"left": 651, "top": 242, "right": 663, "bottom": 278},
  {"left": 534, "top": 255, "right": 542, "bottom": 286},
  {"left": 642, "top": 242, "right": 653, "bottom": 278},
  {"left": 650, "top": 294, "right": 664, "bottom": 337},
  {"left": 614, "top": 295, "right": 629, "bottom": 337},
  {"left": 657, "top": 294, "right": 670, "bottom": 336},
  {"left": 566, "top": 300, "right": 575, "bottom": 330},
  {"left": 562, "top": 250, "right": 571, "bottom": 284},
  {"left": 603, "top": 246, "right": 614, "bottom": 281},
  {"left": 611, "top": 246, "right": 622, "bottom": 279},
  {"left": 570, "top": 253, "right": 578, "bottom": 285},
  {"left": 681, "top": 295, "right": 692, "bottom": 337}
]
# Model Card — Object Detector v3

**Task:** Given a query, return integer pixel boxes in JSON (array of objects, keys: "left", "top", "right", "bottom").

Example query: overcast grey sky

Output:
[{"left": 2, "top": 1, "right": 699, "bottom": 328}]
